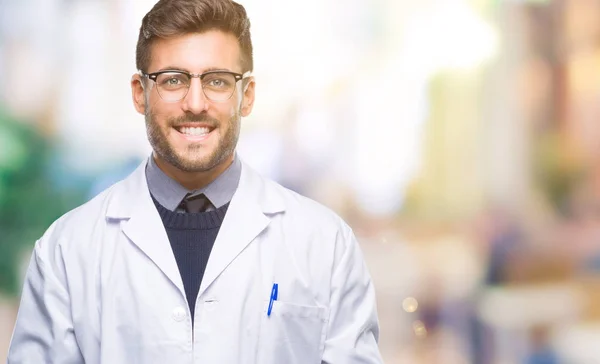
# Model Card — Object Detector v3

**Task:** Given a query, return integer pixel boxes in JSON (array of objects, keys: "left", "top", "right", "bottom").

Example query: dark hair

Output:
[{"left": 136, "top": 0, "right": 253, "bottom": 73}]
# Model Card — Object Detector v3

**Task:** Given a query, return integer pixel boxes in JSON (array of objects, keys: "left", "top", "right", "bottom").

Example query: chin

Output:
[{"left": 177, "top": 155, "right": 219, "bottom": 173}]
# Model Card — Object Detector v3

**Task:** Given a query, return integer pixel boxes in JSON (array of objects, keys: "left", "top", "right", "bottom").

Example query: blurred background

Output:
[{"left": 1, "top": 0, "right": 600, "bottom": 362}]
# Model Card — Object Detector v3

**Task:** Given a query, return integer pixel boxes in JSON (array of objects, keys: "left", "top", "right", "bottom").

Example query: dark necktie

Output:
[{"left": 183, "top": 193, "right": 212, "bottom": 213}]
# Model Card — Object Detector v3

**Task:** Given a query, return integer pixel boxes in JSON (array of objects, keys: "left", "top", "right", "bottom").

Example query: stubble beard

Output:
[{"left": 145, "top": 108, "right": 241, "bottom": 173}]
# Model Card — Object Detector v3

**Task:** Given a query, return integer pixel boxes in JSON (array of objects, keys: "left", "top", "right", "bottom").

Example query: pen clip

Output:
[{"left": 267, "top": 283, "right": 278, "bottom": 317}]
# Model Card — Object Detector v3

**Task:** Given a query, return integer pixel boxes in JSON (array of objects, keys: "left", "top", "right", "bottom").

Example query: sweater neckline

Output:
[{"left": 152, "top": 195, "right": 229, "bottom": 230}]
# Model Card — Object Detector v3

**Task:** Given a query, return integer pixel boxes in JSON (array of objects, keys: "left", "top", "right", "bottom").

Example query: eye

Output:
[
  {"left": 156, "top": 72, "right": 189, "bottom": 88},
  {"left": 202, "top": 73, "right": 236, "bottom": 91},
  {"left": 166, "top": 78, "right": 182, "bottom": 85},
  {"left": 208, "top": 78, "right": 230, "bottom": 88},
  {"left": 161, "top": 77, "right": 185, "bottom": 87}
]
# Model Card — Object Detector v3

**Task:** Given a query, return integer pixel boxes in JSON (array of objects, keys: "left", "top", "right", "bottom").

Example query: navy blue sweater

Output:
[{"left": 152, "top": 196, "right": 229, "bottom": 322}]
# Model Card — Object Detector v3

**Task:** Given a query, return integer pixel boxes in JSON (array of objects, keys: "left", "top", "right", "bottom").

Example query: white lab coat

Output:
[{"left": 8, "top": 159, "right": 382, "bottom": 364}]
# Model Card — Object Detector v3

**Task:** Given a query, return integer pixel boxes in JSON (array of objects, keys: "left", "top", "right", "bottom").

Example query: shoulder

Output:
[
  {"left": 261, "top": 173, "right": 349, "bottom": 228},
  {"left": 37, "top": 160, "right": 147, "bottom": 252},
  {"left": 34, "top": 180, "right": 122, "bottom": 258},
  {"left": 239, "top": 160, "right": 351, "bottom": 234},
  {"left": 256, "top": 172, "right": 356, "bottom": 252}
]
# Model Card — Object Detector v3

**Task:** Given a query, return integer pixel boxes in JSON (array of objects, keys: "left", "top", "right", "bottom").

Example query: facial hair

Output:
[{"left": 145, "top": 108, "right": 241, "bottom": 173}]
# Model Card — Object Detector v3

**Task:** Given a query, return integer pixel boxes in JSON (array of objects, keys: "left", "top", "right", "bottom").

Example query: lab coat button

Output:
[{"left": 172, "top": 307, "right": 187, "bottom": 322}]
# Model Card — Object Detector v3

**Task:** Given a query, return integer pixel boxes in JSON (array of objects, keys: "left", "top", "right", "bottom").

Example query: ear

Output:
[
  {"left": 131, "top": 74, "right": 146, "bottom": 115},
  {"left": 240, "top": 77, "right": 255, "bottom": 117}
]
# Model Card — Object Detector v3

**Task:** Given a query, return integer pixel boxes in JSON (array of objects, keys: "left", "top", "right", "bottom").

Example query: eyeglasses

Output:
[{"left": 140, "top": 69, "right": 251, "bottom": 103}]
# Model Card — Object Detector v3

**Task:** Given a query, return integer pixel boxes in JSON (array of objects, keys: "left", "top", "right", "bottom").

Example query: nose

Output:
[{"left": 181, "top": 78, "right": 208, "bottom": 114}]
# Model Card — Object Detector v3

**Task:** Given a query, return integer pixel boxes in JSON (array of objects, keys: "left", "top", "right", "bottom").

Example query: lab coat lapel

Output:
[
  {"left": 122, "top": 201, "right": 185, "bottom": 296},
  {"left": 109, "top": 161, "right": 185, "bottom": 297},
  {"left": 198, "top": 162, "right": 278, "bottom": 297}
]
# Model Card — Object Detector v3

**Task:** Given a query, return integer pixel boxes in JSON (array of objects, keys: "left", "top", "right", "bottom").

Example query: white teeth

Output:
[{"left": 180, "top": 127, "right": 210, "bottom": 136}]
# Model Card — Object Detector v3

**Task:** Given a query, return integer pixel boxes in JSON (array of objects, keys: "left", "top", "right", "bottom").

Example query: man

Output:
[{"left": 8, "top": 0, "right": 383, "bottom": 363}]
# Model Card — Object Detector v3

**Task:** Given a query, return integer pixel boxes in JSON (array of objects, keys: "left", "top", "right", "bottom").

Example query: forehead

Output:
[{"left": 148, "top": 30, "right": 242, "bottom": 72}]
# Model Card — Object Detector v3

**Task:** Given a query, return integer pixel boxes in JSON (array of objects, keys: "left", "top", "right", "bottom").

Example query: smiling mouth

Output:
[{"left": 174, "top": 126, "right": 214, "bottom": 137}]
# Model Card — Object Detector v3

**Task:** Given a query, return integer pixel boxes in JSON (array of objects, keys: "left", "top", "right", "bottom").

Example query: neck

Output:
[{"left": 153, "top": 153, "right": 234, "bottom": 190}]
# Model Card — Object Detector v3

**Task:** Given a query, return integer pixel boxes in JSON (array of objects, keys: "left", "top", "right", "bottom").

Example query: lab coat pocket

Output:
[{"left": 258, "top": 301, "right": 329, "bottom": 364}]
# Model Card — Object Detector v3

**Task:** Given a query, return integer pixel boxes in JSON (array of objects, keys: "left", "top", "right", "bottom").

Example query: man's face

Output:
[{"left": 133, "top": 31, "right": 255, "bottom": 173}]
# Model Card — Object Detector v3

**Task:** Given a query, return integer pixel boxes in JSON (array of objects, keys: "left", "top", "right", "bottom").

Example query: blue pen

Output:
[{"left": 267, "top": 283, "right": 278, "bottom": 317}]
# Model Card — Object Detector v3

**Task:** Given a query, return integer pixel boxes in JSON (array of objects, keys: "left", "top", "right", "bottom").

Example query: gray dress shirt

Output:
[{"left": 145, "top": 154, "right": 242, "bottom": 212}]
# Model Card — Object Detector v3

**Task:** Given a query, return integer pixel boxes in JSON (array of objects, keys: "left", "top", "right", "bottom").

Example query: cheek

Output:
[
  {"left": 229, "top": 106, "right": 238, "bottom": 118},
  {"left": 209, "top": 102, "right": 238, "bottom": 121},
  {"left": 228, "top": 97, "right": 243, "bottom": 118},
  {"left": 148, "top": 101, "right": 179, "bottom": 122},
  {"left": 148, "top": 95, "right": 165, "bottom": 113}
]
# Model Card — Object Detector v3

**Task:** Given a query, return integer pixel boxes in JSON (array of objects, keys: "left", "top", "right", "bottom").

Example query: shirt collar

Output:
[{"left": 145, "top": 153, "right": 241, "bottom": 211}]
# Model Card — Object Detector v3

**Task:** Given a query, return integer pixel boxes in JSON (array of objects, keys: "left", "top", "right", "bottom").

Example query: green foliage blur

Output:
[{"left": 0, "top": 107, "right": 86, "bottom": 297}]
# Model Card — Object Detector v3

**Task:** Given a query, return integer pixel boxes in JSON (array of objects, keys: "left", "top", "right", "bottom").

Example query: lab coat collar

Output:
[{"left": 106, "top": 158, "right": 285, "bottom": 219}]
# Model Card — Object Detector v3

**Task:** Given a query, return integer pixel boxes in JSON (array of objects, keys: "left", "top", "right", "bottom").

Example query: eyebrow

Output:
[{"left": 155, "top": 66, "right": 235, "bottom": 73}]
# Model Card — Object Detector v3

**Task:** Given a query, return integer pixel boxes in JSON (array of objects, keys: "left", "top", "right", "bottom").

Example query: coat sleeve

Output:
[
  {"left": 321, "top": 225, "right": 383, "bottom": 363},
  {"left": 7, "top": 238, "right": 84, "bottom": 364}
]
